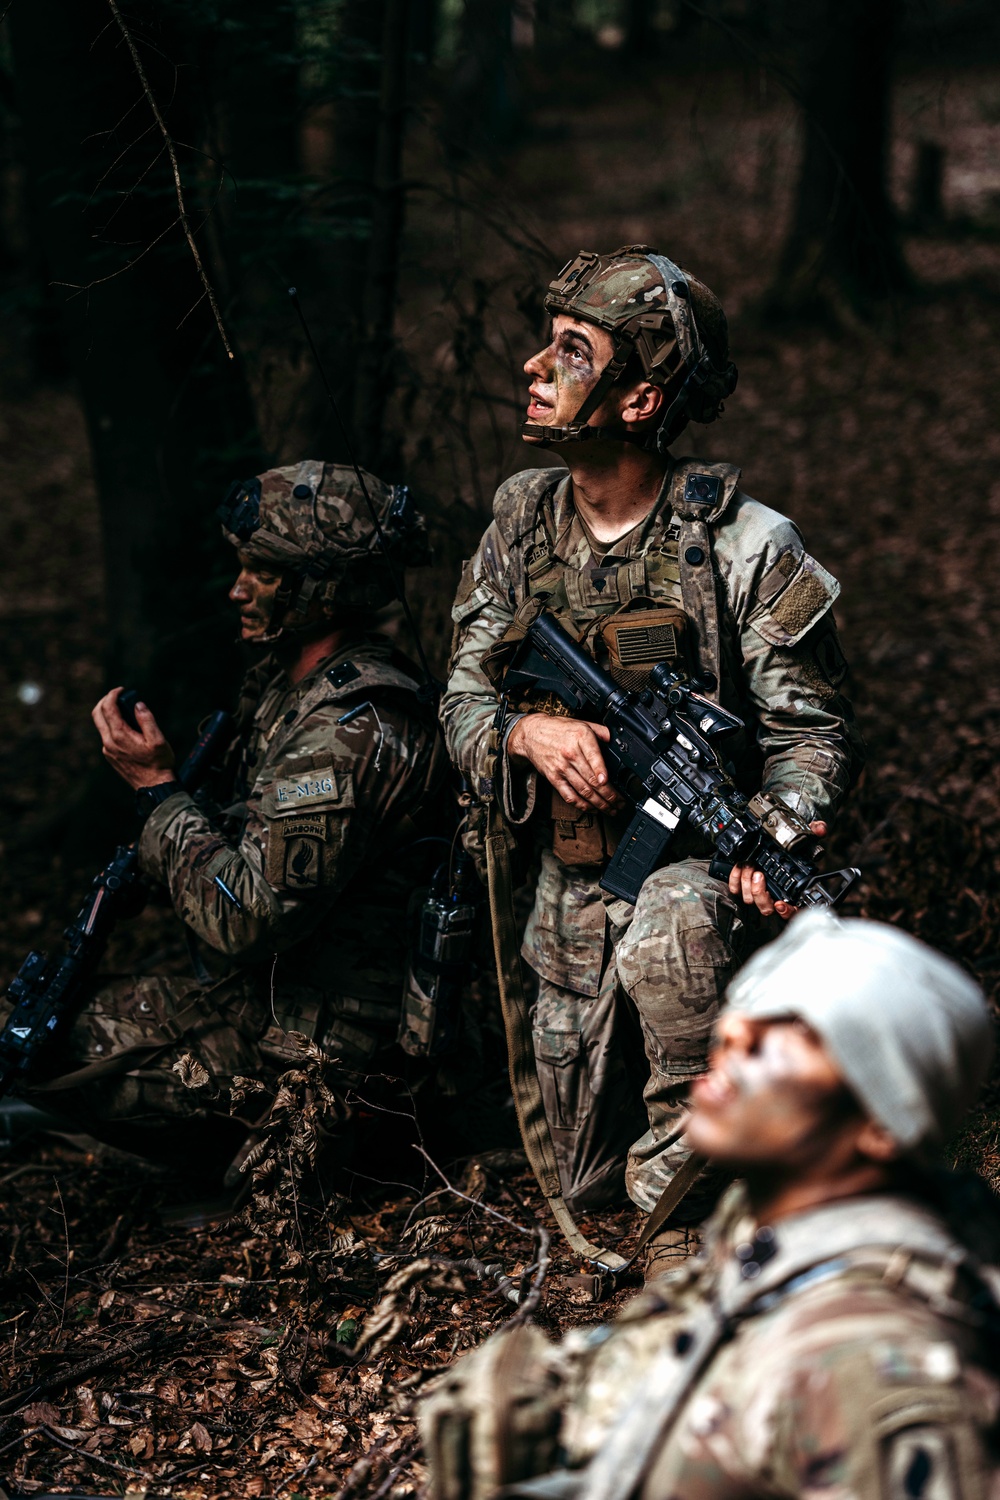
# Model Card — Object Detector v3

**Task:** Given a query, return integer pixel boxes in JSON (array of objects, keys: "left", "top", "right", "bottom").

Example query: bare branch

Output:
[{"left": 105, "top": 0, "right": 233, "bottom": 359}]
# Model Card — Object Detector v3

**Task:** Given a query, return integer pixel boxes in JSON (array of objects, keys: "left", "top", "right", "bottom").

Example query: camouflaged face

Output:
[
  {"left": 545, "top": 247, "right": 736, "bottom": 430},
  {"left": 223, "top": 461, "right": 428, "bottom": 614}
]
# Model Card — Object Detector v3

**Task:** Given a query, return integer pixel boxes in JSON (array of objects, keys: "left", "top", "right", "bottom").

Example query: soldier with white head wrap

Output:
[{"left": 420, "top": 914, "right": 1000, "bottom": 1500}]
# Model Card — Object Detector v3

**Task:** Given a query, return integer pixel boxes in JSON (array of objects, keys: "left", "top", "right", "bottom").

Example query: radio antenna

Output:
[{"left": 288, "top": 286, "right": 438, "bottom": 700}]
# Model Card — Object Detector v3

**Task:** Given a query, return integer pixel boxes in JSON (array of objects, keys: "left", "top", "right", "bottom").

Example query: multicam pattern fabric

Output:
[
  {"left": 18, "top": 633, "right": 445, "bottom": 1136},
  {"left": 562, "top": 1188, "right": 1000, "bottom": 1500},
  {"left": 420, "top": 1187, "right": 1000, "bottom": 1500},
  {"left": 442, "top": 458, "right": 864, "bottom": 1210},
  {"left": 223, "top": 461, "right": 430, "bottom": 616},
  {"left": 139, "top": 633, "right": 444, "bottom": 1054}
]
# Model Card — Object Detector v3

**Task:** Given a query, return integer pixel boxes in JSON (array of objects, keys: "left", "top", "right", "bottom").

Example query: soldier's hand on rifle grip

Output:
[
  {"left": 506, "top": 713, "right": 624, "bottom": 814},
  {"left": 92, "top": 687, "right": 177, "bottom": 791},
  {"left": 729, "top": 821, "right": 828, "bottom": 920}
]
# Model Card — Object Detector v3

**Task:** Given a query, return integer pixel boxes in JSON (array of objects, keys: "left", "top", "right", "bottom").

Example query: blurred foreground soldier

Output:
[
  {"left": 442, "top": 246, "right": 864, "bottom": 1245},
  {"left": 13, "top": 463, "right": 444, "bottom": 1178},
  {"left": 420, "top": 913, "right": 1000, "bottom": 1500}
]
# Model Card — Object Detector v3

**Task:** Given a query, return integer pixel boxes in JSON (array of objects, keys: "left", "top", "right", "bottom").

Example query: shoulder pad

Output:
[
  {"left": 327, "top": 660, "right": 362, "bottom": 690},
  {"left": 324, "top": 657, "right": 422, "bottom": 702},
  {"left": 291, "top": 652, "right": 423, "bottom": 726},
  {"left": 492, "top": 467, "right": 565, "bottom": 545},
  {"left": 668, "top": 458, "right": 742, "bottom": 524}
]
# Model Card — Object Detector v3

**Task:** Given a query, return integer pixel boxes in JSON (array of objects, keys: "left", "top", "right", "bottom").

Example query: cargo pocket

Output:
[{"left": 533, "top": 1027, "right": 590, "bottom": 1130}]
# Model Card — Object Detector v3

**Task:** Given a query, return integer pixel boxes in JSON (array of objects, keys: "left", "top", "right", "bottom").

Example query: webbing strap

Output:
[
  {"left": 629, "top": 1150, "right": 705, "bottom": 1264},
  {"left": 485, "top": 800, "right": 626, "bottom": 1271}
]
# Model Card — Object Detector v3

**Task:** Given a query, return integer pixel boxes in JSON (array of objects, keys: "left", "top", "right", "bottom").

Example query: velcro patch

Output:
[
  {"left": 770, "top": 573, "right": 830, "bottom": 636},
  {"left": 263, "top": 767, "right": 353, "bottom": 818},
  {"left": 749, "top": 550, "right": 839, "bottom": 648},
  {"left": 265, "top": 815, "right": 331, "bottom": 891}
]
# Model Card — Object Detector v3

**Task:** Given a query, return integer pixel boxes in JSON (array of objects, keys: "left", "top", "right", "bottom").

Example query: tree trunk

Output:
[
  {"left": 352, "top": 0, "right": 411, "bottom": 469},
  {"left": 9, "top": 0, "right": 264, "bottom": 732},
  {"left": 769, "top": 0, "right": 908, "bottom": 319},
  {"left": 445, "top": 0, "right": 519, "bottom": 159}
]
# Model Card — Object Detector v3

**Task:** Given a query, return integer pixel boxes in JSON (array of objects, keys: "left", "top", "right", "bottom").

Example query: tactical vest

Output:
[
  {"left": 491, "top": 460, "right": 743, "bottom": 863},
  {"left": 493, "top": 458, "right": 742, "bottom": 698}
]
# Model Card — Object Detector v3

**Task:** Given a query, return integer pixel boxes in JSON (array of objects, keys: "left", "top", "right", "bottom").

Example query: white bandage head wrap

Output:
[{"left": 726, "top": 911, "right": 993, "bottom": 1153}]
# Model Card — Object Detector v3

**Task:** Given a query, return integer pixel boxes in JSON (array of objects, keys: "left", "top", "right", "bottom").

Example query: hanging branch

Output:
[{"left": 105, "top": 0, "right": 233, "bottom": 359}]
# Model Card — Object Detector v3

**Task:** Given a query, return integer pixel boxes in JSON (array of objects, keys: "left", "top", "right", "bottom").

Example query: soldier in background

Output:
[
  {"left": 443, "top": 245, "right": 864, "bottom": 1245},
  {"left": 15, "top": 462, "right": 445, "bottom": 1180},
  {"left": 421, "top": 912, "right": 1000, "bottom": 1500}
]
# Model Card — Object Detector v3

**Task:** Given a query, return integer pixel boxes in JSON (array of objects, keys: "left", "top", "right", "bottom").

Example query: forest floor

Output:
[{"left": 1, "top": 37, "right": 1000, "bottom": 1500}]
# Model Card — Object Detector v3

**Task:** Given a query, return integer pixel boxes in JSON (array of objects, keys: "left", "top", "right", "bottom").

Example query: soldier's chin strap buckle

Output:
[{"left": 521, "top": 420, "right": 643, "bottom": 446}]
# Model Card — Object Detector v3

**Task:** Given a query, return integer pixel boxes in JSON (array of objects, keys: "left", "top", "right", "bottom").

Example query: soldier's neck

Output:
[
  {"left": 743, "top": 1160, "right": 893, "bottom": 1228},
  {"left": 565, "top": 444, "right": 668, "bottom": 545},
  {"left": 281, "top": 626, "right": 353, "bottom": 685}
]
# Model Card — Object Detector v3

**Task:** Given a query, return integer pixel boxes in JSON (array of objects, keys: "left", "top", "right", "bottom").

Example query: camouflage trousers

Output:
[
  {"left": 529, "top": 859, "right": 756, "bottom": 1217},
  {"left": 18, "top": 970, "right": 401, "bottom": 1176}
]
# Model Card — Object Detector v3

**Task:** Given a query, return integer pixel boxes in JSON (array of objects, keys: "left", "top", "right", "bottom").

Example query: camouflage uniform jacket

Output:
[
  {"left": 442, "top": 459, "right": 864, "bottom": 994},
  {"left": 138, "top": 633, "right": 444, "bottom": 1053},
  {"left": 419, "top": 1185, "right": 1000, "bottom": 1500}
]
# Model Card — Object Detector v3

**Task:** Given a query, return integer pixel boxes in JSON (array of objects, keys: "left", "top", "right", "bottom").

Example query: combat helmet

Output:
[
  {"left": 524, "top": 245, "right": 738, "bottom": 452},
  {"left": 217, "top": 459, "right": 430, "bottom": 642}
]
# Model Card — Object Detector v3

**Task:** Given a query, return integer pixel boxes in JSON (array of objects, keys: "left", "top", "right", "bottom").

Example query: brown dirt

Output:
[{"left": 1, "top": 43, "right": 999, "bottom": 1499}]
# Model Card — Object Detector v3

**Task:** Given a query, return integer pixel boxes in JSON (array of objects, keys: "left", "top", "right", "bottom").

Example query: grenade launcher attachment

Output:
[{"left": 501, "top": 609, "right": 859, "bottom": 909}]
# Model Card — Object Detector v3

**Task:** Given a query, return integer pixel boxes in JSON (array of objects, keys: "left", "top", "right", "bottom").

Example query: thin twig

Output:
[
  {"left": 105, "top": 0, "right": 233, "bottom": 359},
  {"left": 0, "top": 1324, "right": 172, "bottom": 1412},
  {"left": 41, "top": 1422, "right": 140, "bottom": 1478},
  {"left": 370, "top": 1436, "right": 420, "bottom": 1499},
  {"left": 274, "top": 1450, "right": 320, "bottom": 1494},
  {"left": 53, "top": 1179, "right": 72, "bottom": 1339},
  {"left": 413, "top": 1145, "right": 534, "bottom": 1239}
]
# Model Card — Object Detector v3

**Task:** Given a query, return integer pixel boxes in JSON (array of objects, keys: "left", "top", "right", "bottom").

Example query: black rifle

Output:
[
  {"left": 0, "top": 703, "right": 234, "bottom": 1098},
  {"left": 502, "top": 609, "right": 859, "bottom": 908}
]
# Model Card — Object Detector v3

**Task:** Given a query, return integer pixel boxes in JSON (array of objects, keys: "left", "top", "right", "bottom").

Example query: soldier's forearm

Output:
[
  {"left": 138, "top": 795, "right": 311, "bottom": 960},
  {"left": 760, "top": 741, "right": 853, "bottom": 824}
]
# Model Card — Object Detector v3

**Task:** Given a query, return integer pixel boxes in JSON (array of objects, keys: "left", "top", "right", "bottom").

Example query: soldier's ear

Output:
[
  {"left": 620, "top": 380, "right": 664, "bottom": 427},
  {"left": 855, "top": 1117, "right": 902, "bottom": 1164}
]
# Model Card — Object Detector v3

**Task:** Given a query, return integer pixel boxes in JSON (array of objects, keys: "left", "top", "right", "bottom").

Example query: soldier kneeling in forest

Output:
[
  {"left": 421, "top": 911, "right": 1000, "bottom": 1500},
  {"left": 13, "top": 462, "right": 446, "bottom": 1185}
]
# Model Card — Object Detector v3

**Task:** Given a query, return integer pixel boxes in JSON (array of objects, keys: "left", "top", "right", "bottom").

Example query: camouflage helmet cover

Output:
[
  {"left": 220, "top": 460, "right": 430, "bottom": 636},
  {"left": 525, "top": 244, "right": 738, "bottom": 449}
]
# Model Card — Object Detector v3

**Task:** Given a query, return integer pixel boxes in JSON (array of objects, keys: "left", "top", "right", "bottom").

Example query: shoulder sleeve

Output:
[
  {"left": 139, "top": 690, "right": 439, "bottom": 960},
  {"left": 767, "top": 1332, "right": 995, "bottom": 1500},
  {"left": 441, "top": 508, "right": 533, "bottom": 812},
  {"left": 714, "top": 494, "right": 865, "bottom": 820}
]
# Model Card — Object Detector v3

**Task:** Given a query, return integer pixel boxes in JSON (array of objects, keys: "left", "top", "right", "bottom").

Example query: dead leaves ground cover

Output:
[{"left": 1, "top": 41, "right": 1000, "bottom": 1500}]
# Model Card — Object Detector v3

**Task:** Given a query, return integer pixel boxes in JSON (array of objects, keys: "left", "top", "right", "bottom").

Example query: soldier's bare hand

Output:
[
  {"left": 729, "top": 821, "right": 828, "bottom": 920},
  {"left": 92, "top": 688, "right": 176, "bottom": 790},
  {"left": 506, "top": 714, "right": 623, "bottom": 814}
]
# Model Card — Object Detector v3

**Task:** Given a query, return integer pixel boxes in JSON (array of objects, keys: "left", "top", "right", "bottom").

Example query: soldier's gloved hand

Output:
[
  {"left": 92, "top": 688, "right": 176, "bottom": 790},
  {"left": 729, "top": 821, "right": 828, "bottom": 921},
  {"left": 507, "top": 713, "right": 624, "bottom": 814}
]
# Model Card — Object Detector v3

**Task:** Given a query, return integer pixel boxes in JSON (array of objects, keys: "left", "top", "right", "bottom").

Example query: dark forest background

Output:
[{"left": 1, "top": 1, "right": 1000, "bottom": 1494}]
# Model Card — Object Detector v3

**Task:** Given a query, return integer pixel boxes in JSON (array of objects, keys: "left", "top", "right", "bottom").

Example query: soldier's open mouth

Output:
[{"left": 527, "top": 387, "right": 553, "bottom": 418}]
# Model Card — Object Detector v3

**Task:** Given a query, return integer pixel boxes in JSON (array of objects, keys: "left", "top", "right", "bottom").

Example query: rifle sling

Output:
[{"left": 485, "top": 798, "right": 701, "bottom": 1273}]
